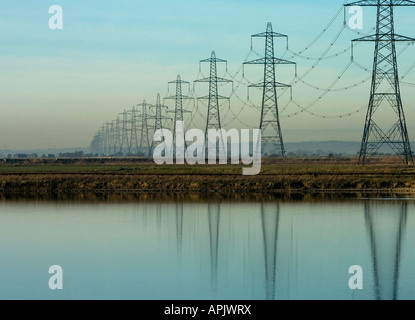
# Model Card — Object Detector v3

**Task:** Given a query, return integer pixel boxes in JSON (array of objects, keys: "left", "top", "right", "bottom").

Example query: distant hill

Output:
[
  {"left": 283, "top": 141, "right": 361, "bottom": 156},
  {"left": 0, "top": 140, "right": 411, "bottom": 158},
  {"left": 0, "top": 147, "right": 89, "bottom": 158}
]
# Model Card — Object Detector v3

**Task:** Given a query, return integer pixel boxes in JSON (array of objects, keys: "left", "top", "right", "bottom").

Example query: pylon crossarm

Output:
[
  {"left": 251, "top": 31, "right": 287, "bottom": 38},
  {"left": 244, "top": 57, "right": 296, "bottom": 65},
  {"left": 194, "top": 77, "right": 232, "bottom": 83},
  {"left": 137, "top": 104, "right": 153, "bottom": 108},
  {"left": 345, "top": 0, "right": 415, "bottom": 6},
  {"left": 249, "top": 81, "right": 291, "bottom": 88},
  {"left": 353, "top": 34, "right": 415, "bottom": 42},
  {"left": 216, "top": 77, "right": 233, "bottom": 83},
  {"left": 165, "top": 95, "right": 194, "bottom": 100},
  {"left": 200, "top": 57, "right": 227, "bottom": 63},
  {"left": 167, "top": 109, "right": 191, "bottom": 114},
  {"left": 149, "top": 105, "right": 168, "bottom": 110},
  {"left": 168, "top": 80, "right": 190, "bottom": 84},
  {"left": 197, "top": 95, "right": 230, "bottom": 100}
]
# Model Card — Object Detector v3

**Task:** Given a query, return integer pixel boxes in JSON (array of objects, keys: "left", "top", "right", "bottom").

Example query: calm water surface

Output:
[{"left": 0, "top": 198, "right": 414, "bottom": 300}]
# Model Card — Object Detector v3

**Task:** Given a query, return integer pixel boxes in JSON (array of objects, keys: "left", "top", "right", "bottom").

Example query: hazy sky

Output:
[{"left": 1, "top": 0, "right": 415, "bottom": 150}]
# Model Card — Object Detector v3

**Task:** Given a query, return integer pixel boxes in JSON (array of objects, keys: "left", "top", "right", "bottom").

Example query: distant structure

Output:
[
  {"left": 129, "top": 106, "right": 140, "bottom": 155},
  {"left": 137, "top": 100, "right": 151, "bottom": 156},
  {"left": 114, "top": 117, "right": 122, "bottom": 155},
  {"left": 110, "top": 119, "right": 116, "bottom": 154},
  {"left": 244, "top": 22, "right": 296, "bottom": 157},
  {"left": 120, "top": 109, "right": 131, "bottom": 155},
  {"left": 104, "top": 121, "right": 111, "bottom": 155},
  {"left": 89, "top": 130, "right": 101, "bottom": 155},
  {"left": 345, "top": 1, "right": 415, "bottom": 164},
  {"left": 59, "top": 151, "right": 84, "bottom": 158}
]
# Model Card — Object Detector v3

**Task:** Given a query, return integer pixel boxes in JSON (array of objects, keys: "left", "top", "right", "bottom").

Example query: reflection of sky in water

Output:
[{"left": 0, "top": 200, "right": 414, "bottom": 300}]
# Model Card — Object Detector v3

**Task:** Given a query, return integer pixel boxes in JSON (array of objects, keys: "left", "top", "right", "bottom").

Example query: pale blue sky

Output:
[{"left": 0, "top": 0, "right": 415, "bottom": 149}]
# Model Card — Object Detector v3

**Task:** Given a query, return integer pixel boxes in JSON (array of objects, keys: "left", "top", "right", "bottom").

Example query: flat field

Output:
[{"left": 0, "top": 157, "right": 415, "bottom": 196}]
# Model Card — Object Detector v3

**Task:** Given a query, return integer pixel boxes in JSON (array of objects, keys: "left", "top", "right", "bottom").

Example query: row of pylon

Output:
[
  {"left": 91, "top": 1, "right": 415, "bottom": 164},
  {"left": 91, "top": 96, "right": 158, "bottom": 156},
  {"left": 90, "top": 21, "right": 293, "bottom": 158},
  {"left": 90, "top": 74, "right": 194, "bottom": 156}
]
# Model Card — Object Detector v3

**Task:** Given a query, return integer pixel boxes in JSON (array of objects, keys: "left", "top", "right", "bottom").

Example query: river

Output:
[{"left": 0, "top": 196, "right": 414, "bottom": 300}]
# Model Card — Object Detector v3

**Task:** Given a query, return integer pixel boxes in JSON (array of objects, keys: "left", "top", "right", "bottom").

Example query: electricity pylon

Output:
[
  {"left": 194, "top": 51, "right": 233, "bottom": 159},
  {"left": 165, "top": 75, "right": 193, "bottom": 156},
  {"left": 149, "top": 93, "right": 171, "bottom": 156},
  {"left": 119, "top": 109, "right": 131, "bottom": 155},
  {"left": 345, "top": 0, "right": 415, "bottom": 164},
  {"left": 90, "top": 128, "right": 102, "bottom": 155},
  {"left": 104, "top": 121, "right": 110, "bottom": 155},
  {"left": 110, "top": 119, "right": 119, "bottom": 154},
  {"left": 108, "top": 121, "right": 114, "bottom": 155},
  {"left": 244, "top": 22, "right": 296, "bottom": 157},
  {"left": 137, "top": 100, "right": 151, "bottom": 156},
  {"left": 129, "top": 106, "right": 140, "bottom": 155},
  {"left": 98, "top": 124, "right": 106, "bottom": 155},
  {"left": 114, "top": 117, "right": 122, "bottom": 154}
]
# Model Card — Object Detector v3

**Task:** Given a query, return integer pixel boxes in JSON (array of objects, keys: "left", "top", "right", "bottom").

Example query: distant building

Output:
[
  {"left": 41, "top": 154, "right": 56, "bottom": 159},
  {"left": 58, "top": 151, "right": 84, "bottom": 158},
  {"left": 12, "top": 154, "right": 28, "bottom": 159}
]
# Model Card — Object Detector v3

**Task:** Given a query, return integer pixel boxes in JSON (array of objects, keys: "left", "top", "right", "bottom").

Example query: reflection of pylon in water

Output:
[
  {"left": 208, "top": 203, "right": 220, "bottom": 291},
  {"left": 261, "top": 203, "right": 279, "bottom": 300},
  {"left": 364, "top": 200, "right": 407, "bottom": 300},
  {"left": 345, "top": 1, "right": 415, "bottom": 164},
  {"left": 194, "top": 51, "right": 233, "bottom": 160},
  {"left": 175, "top": 202, "right": 184, "bottom": 262},
  {"left": 244, "top": 22, "right": 296, "bottom": 157}
]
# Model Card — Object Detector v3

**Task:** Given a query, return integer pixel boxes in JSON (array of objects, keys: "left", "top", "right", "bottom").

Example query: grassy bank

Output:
[{"left": 0, "top": 157, "right": 415, "bottom": 194}]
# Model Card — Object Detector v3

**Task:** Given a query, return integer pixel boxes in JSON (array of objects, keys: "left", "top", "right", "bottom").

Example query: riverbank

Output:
[{"left": 1, "top": 157, "right": 415, "bottom": 195}]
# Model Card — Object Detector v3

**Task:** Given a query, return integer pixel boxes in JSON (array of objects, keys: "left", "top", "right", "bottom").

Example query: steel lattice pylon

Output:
[
  {"left": 104, "top": 121, "right": 110, "bottom": 155},
  {"left": 98, "top": 124, "right": 105, "bottom": 155},
  {"left": 149, "top": 94, "right": 170, "bottom": 156},
  {"left": 165, "top": 75, "right": 193, "bottom": 155},
  {"left": 137, "top": 100, "right": 151, "bottom": 156},
  {"left": 244, "top": 23, "right": 296, "bottom": 157},
  {"left": 345, "top": 0, "right": 415, "bottom": 164},
  {"left": 111, "top": 119, "right": 117, "bottom": 154},
  {"left": 114, "top": 117, "right": 122, "bottom": 154},
  {"left": 128, "top": 106, "right": 140, "bottom": 155},
  {"left": 119, "top": 109, "right": 131, "bottom": 155},
  {"left": 194, "top": 51, "right": 233, "bottom": 157}
]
